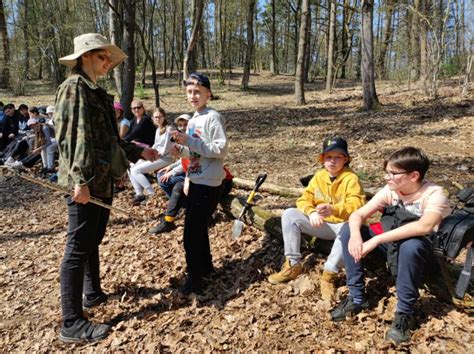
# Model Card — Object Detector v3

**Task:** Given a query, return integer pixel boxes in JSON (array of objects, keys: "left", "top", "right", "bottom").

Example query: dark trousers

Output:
[
  {"left": 20, "top": 153, "right": 41, "bottom": 168},
  {"left": 60, "top": 195, "right": 112, "bottom": 324},
  {"left": 341, "top": 223, "right": 434, "bottom": 315},
  {"left": 158, "top": 171, "right": 186, "bottom": 217},
  {"left": 183, "top": 182, "right": 221, "bottom": 279},
  {"left": 2, "top": 138, "right": 28, "bottom": 159}
]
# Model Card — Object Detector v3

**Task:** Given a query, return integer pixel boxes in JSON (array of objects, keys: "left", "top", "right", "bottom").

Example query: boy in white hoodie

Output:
[{"left": 172, "top": 73, "right": 228, "bottom": 295}]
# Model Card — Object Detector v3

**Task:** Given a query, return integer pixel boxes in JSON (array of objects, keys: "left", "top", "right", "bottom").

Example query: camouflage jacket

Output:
[{"left": 54, "top": 71, "right": 143, "bottom": 198}]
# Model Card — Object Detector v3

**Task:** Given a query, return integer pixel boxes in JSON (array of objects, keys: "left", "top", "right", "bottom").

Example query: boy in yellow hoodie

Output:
[{"left": 268, "top": 137, "right": 365, "bottom": 301}]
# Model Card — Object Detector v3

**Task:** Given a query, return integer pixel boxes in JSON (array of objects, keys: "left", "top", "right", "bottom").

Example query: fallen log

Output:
[
  {"left": 232, "top": 176, "right": 377, "bottom": 199},
  {"left": 221, "top": 194, "right": 473, "bottom": 311}
]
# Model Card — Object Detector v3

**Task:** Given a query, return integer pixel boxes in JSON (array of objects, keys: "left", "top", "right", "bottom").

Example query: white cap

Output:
[
  {"left": 46, "top": 106, "right": 54, "bottom": 114},
  {"left": 174, "top": 114, "right": 192, "bottom": 124}
]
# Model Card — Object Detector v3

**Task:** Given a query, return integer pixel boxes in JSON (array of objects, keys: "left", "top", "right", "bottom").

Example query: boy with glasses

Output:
[{"left": 330, "top": 147, "right": 450, "bottom": 344}]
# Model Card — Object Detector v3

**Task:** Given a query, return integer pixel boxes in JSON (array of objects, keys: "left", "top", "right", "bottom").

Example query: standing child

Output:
[
  {"left": 172, "top": 72, "right": 228, "bottom": 295},
  {"left": 330, "top": 147, "right": 450, "bottom": 344},
  {"left": 268, "top": 137, "right": 365, "bottom": 301}
]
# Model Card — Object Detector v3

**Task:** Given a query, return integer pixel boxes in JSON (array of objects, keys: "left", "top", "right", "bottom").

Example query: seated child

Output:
[
  {"left": 330, "top": 147, "right": 450, "bottom": 344},
  {"left": 268, "top": 137, "right": 365, "bottom": 301}
]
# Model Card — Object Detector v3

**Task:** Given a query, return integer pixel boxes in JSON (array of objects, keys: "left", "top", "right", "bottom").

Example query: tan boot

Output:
[
  {"left": 268, "top": 258, "right": 303, "bottom": 284},
  {"left": 320, "top": 270, "right": 338, "bottom": 301}
]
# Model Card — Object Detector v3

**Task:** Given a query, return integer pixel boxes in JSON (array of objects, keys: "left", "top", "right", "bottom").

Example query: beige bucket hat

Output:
[{"left": 59, "top": 33, "right": 127, "bottom": 70}]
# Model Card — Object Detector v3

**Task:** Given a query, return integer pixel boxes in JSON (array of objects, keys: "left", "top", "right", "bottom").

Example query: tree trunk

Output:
[
  {"left": 108, "top": 0, "right": 123, "bottom": 98},
  {"left": 0, "top": 0, "right": 10, "bottom": 88},
  {"left": 419, "top": 0, "right": 429, "bottom": 91},
  {"left": 162, "top": 1, "right": 168, "bottom": 77},
  {"left": 270, "top": 0, "right": 278, "bottom": 75},
  {"left": 183, "top": 0, "right": 204, "bottom": 79},
  {"left": 241, "top": 0, "right": 256, "bottom": 89},
  {"left": 409, "top": 0, "right": 420, "bottom": 81},
  {"left": 22, "top": 0, "right": 30, "bottom": 80},
  {"left": 121, "top": 0, "right": 136, "bottom": 117},
  {"left": 294, "top": 0, "right": 309, "bottom": 105},
  {"left": 377, "top": 0, "right": 394, "bottom": 80},
  {"left": 325, "top": 0, "right": 336, "bottom": 92},
  {"left": 461, "top": 51, "right": 473, "bottom": 98},
  {"left": 361, "top": 0, "right": 379, "bottom": 111}
]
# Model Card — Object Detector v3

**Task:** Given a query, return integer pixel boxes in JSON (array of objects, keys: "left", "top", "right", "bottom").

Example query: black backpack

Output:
[{"left": 432, "top": 188, "right": 474, "bottom": 299}]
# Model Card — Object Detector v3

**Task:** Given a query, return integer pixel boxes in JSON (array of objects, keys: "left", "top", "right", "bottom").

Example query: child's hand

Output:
[
  {"left": 159, "top": 171, "right": 172, "bottom": 183},
  {"left": 309, "top": 211, "right": 324, "bottom": 228},
  {"left": 171, "top": 131, "right": 188, "bottom": 145},
  {"left": 183, "top": 177, "right": 190, "bottom": 196},
  {"left": 316, "top": 203, "right": 332, "bottom": 217},
  {"left": 361, "top": 237, "right": 379, "bottom": 258},
  {"left": 348, "top": 234, "right": 363, "bottom": 262}
]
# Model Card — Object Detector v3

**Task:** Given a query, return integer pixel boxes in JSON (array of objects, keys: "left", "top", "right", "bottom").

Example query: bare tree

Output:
[
  {"left": 295, "top": 0, "right": 309, "bottom": 105},
  {"left": 409, "top": 0, "right": 420, "bottom": 81},
  {"left": 326, "top": 0, "right": 336, "bottom": 92},
  {"left": 0, "top": 0, "right": 10, "bottom": 88},
  {"left": 377, "top": 0, "right": 394, "bottom": 80},
  {"left": 108, "top": 0, "right": 123, "bottom": 96},
  {"left": 242, "top": 0, "right": 256, "bottom": 89},
  {"left": 270, "top": 0, "right": 278, "bottom": 75},
  {"left": 183, "top": 0, "right": 204, "bottom": 79},
  {"left": 121, "top": 0, "right": 137, "bottom": 116},
  {"left": 361, "top": 0, "right": 379, "bottom": 110}
]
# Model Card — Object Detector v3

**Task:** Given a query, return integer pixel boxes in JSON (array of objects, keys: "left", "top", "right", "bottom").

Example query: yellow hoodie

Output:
[{"left": 296, "top": 167, "right": 365, "bottom": 223}]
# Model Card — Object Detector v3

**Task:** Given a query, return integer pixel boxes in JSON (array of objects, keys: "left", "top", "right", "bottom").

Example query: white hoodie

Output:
[{"left": 181, "top": 107, "right": 227, "bottom": 187}]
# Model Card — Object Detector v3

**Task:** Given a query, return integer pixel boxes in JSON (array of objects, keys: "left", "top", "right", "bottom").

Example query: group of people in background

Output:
[
  {"left": 2, "top": 32, "right": 455, "bottom": 348},
  {"left": 0, "top": 103, "right": 57, "bottom": 176}
]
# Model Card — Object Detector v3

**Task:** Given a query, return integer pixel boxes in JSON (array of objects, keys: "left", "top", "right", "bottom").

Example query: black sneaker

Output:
[
  {"left": 132, "top": 195, "right": 146, "bottom": 206},
  {"left": 385, "top": 312, "right": 417, "bottom": 344},
  {"left": 149, "top": 220, "right": 176, "bottom": 235},
  {"left": 330, "top": 296, "right": 369, "bottom": 321},
  {"left": 83, "top": 292, "right": 108, "bottom": 309},
  {"left": 59, "top": 318, "right": 111, "bottom": 343},
  {"left": 179, "top": 276, "right": 204, "bottom": 296}
]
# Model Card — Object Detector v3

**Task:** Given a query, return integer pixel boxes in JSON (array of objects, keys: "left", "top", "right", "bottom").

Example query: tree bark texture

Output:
[
  {"left": 0, "top": 0, "right": 10, "bottom": 88},
  {"left": 241, "top": 0, "right": 256, "bottom": 89},
  {"left": 361, "top": 0, "right": 379, "bottom": 111},
  {"left": 377, "top": 0, "right": 394, "bottom": 80},
  {"left": 121, "top": 0, "right": 137, "bottom": 117},
  {"left": 183, "top": 0, "right": 204, "bottom": 79},
  {"left": 294, "top": 0, "right": 309, "bottom": 105},
  {"left": 325, "top": 0, "right": 336, "bottom": 92}
]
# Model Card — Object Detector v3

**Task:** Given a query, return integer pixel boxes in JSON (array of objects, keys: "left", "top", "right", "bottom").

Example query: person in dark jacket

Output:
[
  {"left": 54, "top": 32, "right": 159, "bottom": 343},
  {"left": 123, "top": 99, "right": 156, "bottom": 147}
]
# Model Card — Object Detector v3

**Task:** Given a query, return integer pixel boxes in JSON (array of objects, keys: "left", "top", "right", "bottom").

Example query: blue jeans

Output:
[
  {"left": 158, "top": 171, "right": 186, "bottom": 217},
  {"left": 341, "top": 223, "right": 434, "bottom": 315},
  {"left": 158, "top": 171, "right": 185, "bottom": 198}
]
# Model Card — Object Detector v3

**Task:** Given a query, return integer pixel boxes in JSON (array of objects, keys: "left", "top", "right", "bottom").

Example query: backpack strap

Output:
[{"left": 455, "top": 243, "right": 473, "bottom": 299}]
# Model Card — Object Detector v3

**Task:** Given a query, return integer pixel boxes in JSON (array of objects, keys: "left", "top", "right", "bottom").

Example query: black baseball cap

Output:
[
  {"left": 183, "top": 72, "right": 211, "bottom": 91},
  {"left": 319, "top": 137, "right": 351, "bottom": 162}
]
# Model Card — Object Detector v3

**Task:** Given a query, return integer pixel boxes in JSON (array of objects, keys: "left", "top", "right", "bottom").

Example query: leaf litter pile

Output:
[{"left": 1, "top": 75, "right": 473, "bottom": 350}]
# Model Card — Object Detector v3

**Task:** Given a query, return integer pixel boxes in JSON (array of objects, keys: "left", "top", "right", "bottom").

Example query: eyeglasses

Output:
[
  {"left": 96, "top": 54, "right": 112, "bottom": 62},
  {"left": 385, "top": 170, "right": 409, "bottom": 179},
  {"left": 132, "top": 106, "right": 143, "bottom": 110}
]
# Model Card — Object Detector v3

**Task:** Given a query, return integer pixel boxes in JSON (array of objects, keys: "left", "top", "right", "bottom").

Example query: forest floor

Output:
[{"left": 1, "top": 72, "right": 473, "bottom": 351}]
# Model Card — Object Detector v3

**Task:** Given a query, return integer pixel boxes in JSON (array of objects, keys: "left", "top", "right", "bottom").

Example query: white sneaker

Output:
[
  {"left": 10, "top": 161, "right": 24, "bottom": 170},
  {"left": 4, "top": 156, "right": 15, "bottom": 165}
]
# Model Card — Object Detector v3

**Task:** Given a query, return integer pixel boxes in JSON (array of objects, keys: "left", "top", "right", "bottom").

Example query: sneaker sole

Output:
[{"left": 58, "top": 332, "right": 108, "bottom": 343}]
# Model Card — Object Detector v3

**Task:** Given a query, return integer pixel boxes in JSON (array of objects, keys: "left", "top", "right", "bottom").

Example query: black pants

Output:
[
  {"left": 60, "top": 195, "right": 112, "bottom": 324},
  {"left": 183, "top": 182, "right": 221, "bottom": 279},
  {"left": 20, "top": 153, "right": 41, "bottom": 168},
  {"left": 2, "top": 138, "right": 28, "bottom": 159}
]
